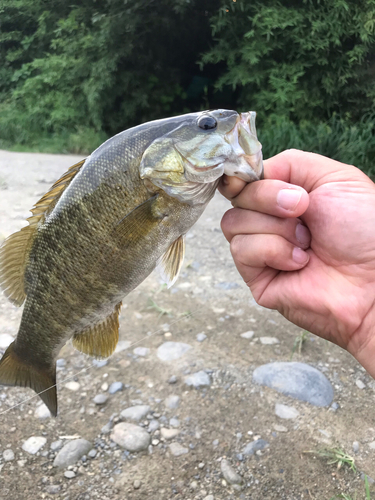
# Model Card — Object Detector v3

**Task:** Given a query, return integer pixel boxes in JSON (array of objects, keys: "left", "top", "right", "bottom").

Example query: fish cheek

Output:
[
  {"left": 175, "top": 133, "right": 232, "bottom": 168},
  {"left": 140, "top": 138, "right": 185, "bottom": 184}
]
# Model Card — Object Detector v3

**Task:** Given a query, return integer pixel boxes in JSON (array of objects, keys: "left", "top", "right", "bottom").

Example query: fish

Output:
[{"left": 0, "top": 109, "right": 263, "bottom": 416}]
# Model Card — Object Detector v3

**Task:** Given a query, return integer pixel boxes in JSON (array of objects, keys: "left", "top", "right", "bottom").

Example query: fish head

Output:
[{"left": 140, "top": 109, "right": 263, "bottom": 204}]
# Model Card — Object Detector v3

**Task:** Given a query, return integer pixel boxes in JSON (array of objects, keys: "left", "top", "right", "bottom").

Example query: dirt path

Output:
[{"left": 0, "top": 150, "right": 374, "bottom": 500}]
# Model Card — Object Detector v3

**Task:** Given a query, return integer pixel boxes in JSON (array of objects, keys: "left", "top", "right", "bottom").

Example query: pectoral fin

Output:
[
  {"left": 157, "top": 235, "right": 185, "bottom": 288},
  {"left": 72, "top": 302, "right": 122, "bottom": 358}
]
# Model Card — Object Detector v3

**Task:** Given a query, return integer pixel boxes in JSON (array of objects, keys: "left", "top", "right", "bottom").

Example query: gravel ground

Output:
[{"left": 0, "top": 150, "right": 374, "bottom": 500}]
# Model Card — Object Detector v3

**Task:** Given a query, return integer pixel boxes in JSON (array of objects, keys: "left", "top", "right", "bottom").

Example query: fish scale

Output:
[{"left": 0, "top": 109, "right": 263, "bottom": 416}]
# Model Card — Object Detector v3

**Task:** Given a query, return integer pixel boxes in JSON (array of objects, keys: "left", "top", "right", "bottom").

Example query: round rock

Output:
[
  {"left": 157, "top": 342, "right": 192, "bottom": 362},
  {"left": 184, "top": 370, "right": 211, "bottom": 388},
  {"left": 221, "top": 459, "right": 242, "bottom": 485},
  {"left": 109, "top": 381, "right": 124, "bottom": 394},
  {"left": 169, "top": 442, "right": 189, "bottom": 456},
  {"left": 120, "top": 405, "right": 151, "bottom": 421},
  {"left": 165, "top": 395, "right": 180, "bottom": 409},
  {"left": 133, "top": 347, "right": 150, "bottom": 357},
  {"left": 243, "top": 439, "right": 269, "bottom": 456},
  {"left": 252, "top": 361, "right": 334, "bottom": 406},
  {"left": 3, "top": 449, "right": 15, "bottom": 461},
  {"left": 22, "top": 436, "right": 47, "bottom": 455},
  {"left": 111, "top": 423, "right": 150, "bottom": 452},
  {"left": 34, "top": 404, "right": 51, "bottom": 419},
  {"left": 275, "top": 403, "right": 300, "bottom": 420},
  {"left": 53, "top": 439, "right": 92, "bottom": 467},
  {"left": 93, "top": 394, "right": 108, "bottom": 405}
]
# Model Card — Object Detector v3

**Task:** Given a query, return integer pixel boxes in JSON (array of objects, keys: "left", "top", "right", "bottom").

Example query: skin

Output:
[{"left": 219, "top": 149, "right": 375, "bottom": 379}]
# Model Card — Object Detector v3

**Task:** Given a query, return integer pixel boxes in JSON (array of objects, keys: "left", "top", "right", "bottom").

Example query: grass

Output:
[
  {"left": 147, "top": 298, "right": 171, "bottom": 318},
  {"left": 290, "top": 330, "right": 308, "bottom": 359},
  {"left": 305, "top": 447, "right": 356, "bottom": 472},
  {"left": 330, "top": 475, "right": 371, "bottom": 499}
]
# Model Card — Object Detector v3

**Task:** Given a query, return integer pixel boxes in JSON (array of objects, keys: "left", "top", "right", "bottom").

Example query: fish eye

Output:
[{"left": 197, "top": 115, "right": 217, "bottom": 130}]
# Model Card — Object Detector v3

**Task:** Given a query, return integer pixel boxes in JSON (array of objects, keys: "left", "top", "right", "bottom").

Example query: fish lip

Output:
[{"left": 224, "top": 111, "right": 263, "bottom": 182}]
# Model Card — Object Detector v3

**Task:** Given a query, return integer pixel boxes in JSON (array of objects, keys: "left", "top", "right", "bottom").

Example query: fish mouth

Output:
[{"left": 224, "top": 111, "right": 264, "bottom": 182}]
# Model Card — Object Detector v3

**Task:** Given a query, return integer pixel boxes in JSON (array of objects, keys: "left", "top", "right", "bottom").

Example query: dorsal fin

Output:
[
  {"left": 0, "top": 159, "right": 86, "bottom": 306},
  {"left": 72, "top": 302, "right": 122, "bottom": 358}
]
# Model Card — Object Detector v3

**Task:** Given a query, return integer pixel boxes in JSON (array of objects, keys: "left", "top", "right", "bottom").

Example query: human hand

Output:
[{"left": 220, "top": 149, "right": 375, "bottom": 377}]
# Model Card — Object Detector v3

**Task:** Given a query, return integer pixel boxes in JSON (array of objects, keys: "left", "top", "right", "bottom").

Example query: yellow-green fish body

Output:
[{"left": 0, "top": 110, "right": 263, "bottom": 415}]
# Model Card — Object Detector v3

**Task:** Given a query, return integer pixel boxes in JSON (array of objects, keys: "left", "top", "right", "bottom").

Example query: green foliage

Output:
[
  {"left": 1, "top": 0, "right": 375, "bottom": 179},
  {"left": 260, "top": 114, "right": 375, "bottom": 177},
  {"left": 202, "top": 0, "right": 375, "bottom": 123}
]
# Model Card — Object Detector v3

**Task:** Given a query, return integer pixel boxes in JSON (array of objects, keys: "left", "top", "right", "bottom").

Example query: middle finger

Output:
[{"left": 221, "top": 208, "right": 311, "bottom": 249}]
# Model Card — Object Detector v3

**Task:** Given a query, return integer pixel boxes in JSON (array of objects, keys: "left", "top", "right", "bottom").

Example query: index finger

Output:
[{"left": 264, "top": 149, "right": 364, "bottom": 191}]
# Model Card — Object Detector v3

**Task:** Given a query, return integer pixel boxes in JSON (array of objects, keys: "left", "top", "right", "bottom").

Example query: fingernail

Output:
[
  {"left": 292, "top": 247, "right": 309, "bottom": 264},
  {"left": 295, "top": 223, "right": 310, "bottom": 246},
  {"left": 277, "top": 189, "right": 302, "bottom": 211}
]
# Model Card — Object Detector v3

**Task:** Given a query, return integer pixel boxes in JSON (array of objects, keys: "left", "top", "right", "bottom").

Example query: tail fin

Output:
[{"left": 0, "top": 342, "right": 57, "bottom": 416}]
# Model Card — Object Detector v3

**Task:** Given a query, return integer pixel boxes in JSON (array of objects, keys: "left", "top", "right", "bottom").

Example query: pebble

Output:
[
  {"left": 148, "top": 420, "right": 160, "bottom": 433},
  {"left": 134, "top": 347, "right": 150, "bottom": 357},
  {"left": 65, "top": 381, "right": 80, "bottom": 391},
  {"left": 220, "top": 459, "right": 242, "bottom": 485},
  {"left": 45, "top": 485, "right": 61, "bottom": 495},
  {"left": 64, "top": 471, "right": 76, "bottom": 479},
  {"left": 56, "top": 359, "right": 66, "bottom": 367},
  {"left": 101, "top": 421, "right": 114, "bottom": 434},
  {"left": 273, "top": 424, "right": 288, "bottom": 433},
  {"left": 212, "top": 439, "right": 219, "bottom": 447},
  {"left": 115, "top": 340, "right": 131, "bottom": 353},
  {"left": 168, "top": 375, "right": 178, "bottom": 384},
  {"left": 169, "top": 417, "right": 180, "bottom": 428},
  {"left": 88, "top": 449, "right": 97, "bottom": 458},
  {"left": 133, "top": 480, "right": 141, "bottom": 489},
  {"left": 120, "top": 405, "right": 151, "bottom": 421},
  {"left": 160, "top": 428, "right": 180, "bottom": 440},
  {"left": 203, "top": 496, "right": 214, "bottom": 500},
  {"left": 165, "top": 395, "right": 180, "bottom": 409},
  {"left": 0, "top": 334, "right": 13, "bottom": 349},
  {"left": 3, "top": 449, "right": 14, "bottom": 461},
  {"left": 22, "top": 436, "right": 47, "bottom": 455},
  {"left": 169, "top": 442, "right": 189, "bottom": 456},
  {"left": 93, "top": 394, "right": 108, "bottom": 405},
  {"left": 356, "top": 379, "right": 366, "bottom": 390},
  {"left": 111, "top": 423, "right": 150, "bottom": 452},
  {"left": 259, "top": 337, "right": 279, "bottom": 345},
  {"left": 109, "top": 381, "right": 124, "bottom": 394},
  {"left": 275, "top": 403, "right": 300, "bottom": 419},
  {"left": 157, "top": 342, "right": 192, "bottom": 361},
  {"left": 368, "top": 441, "right": 375, "bottom": 450},
  {"left": 253, "top": 362, "right": 334, "bottom": 406},
  {"left": 50, "top": 440, "right": 63, "bottom": 452},
  {"left": 92, "top": 359, "right": 108, "bottom": 368},
  {"left": 184, "top": 370, "right": 211, "bottom": 388},
  {"left": 101, "top": 382, "right": 109, "bottom": 391},
  {"left": 17, "top": 460, "right": 26, "bottom": 467},
  {"left": 34, "top": 404, "right": 51, "bottom": 419},
  {"left": 196, "top": 333, "right": 207, "bottom": 342},
  {"left": 53, "top": 439, "right": 92, "bottom": 467},
  {"left": 240, "top": 331, "right": 254, "bottom": 339},
  {"left": 353, "top": 441, "right": 360, "bottom": 453},
  {"left": 243, "top": 439, "right": 269, "bottom": 456}
]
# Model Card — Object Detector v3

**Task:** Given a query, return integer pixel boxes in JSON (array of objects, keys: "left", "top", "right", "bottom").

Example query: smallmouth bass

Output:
[{"left": 0, "top": 110, "right": 263, "bottom": 415}]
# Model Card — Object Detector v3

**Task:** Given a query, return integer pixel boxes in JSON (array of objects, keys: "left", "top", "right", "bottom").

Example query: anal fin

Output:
[
  {"left": 157, "top": 235, "right": 185, "bottom": 288},
  {"left": 72, "top": 302, "right": 122, "bottom": 358}
]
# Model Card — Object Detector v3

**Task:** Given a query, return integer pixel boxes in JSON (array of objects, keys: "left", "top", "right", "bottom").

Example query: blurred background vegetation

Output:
[{"left": 1, "top": 0, "right": 375, "bottom": 174}]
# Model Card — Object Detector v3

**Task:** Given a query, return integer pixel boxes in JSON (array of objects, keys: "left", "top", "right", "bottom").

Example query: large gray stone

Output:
[
  {"left": 184, "top": 370, "right": 211, "bottom": 388},
  {"left": 243, "top": 439, "right": 269, "bottom": 456},
  {"left": 252, "top": 362, "right": 334, "bottom": 407},
  {"left": 221, "top": 459, "right": 242, "bottom": 485},
  {"left": 120, "top": 405, "right": 151, "bottom": 421},
  {"left": 22, "top": 436, "right": 47, "bottom": 455},
  {"left": 157, "top": 342, "right": 192, "bottom": 361},
  {"left": 53, "top": 439, "right": 92, "bottom": 467},
  {"left": 111, "top": 423, "right": 150, "bottom": 452}
]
